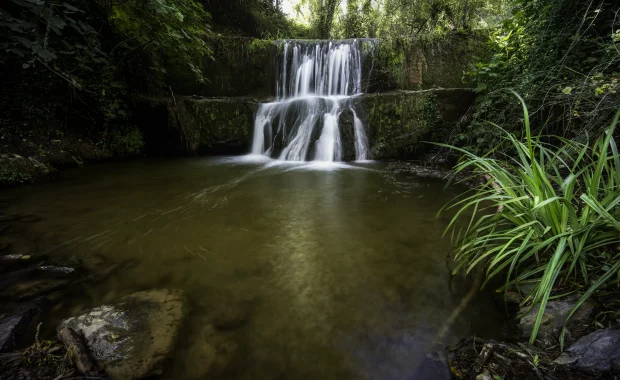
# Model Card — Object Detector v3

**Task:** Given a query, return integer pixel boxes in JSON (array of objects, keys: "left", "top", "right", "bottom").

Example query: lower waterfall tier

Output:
[
  {"left": 134, "top": 89, "right": 476, "bottom": 160},
  {"left": 251, "top": 96, "right": 369, "bottom": 162}
]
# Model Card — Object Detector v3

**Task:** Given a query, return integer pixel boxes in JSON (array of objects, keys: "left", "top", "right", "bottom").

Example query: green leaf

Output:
[{"left": 62, "top": 2, "right": 80, "bottom": 12}]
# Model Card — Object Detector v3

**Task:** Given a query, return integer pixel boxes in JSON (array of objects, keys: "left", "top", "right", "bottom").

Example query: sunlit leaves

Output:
[
  {"left": 112, "top": 0, "right": 211, "bottom": 83},
  {"left": 463, "top": 0, "right": 620, "bottom": 156}
]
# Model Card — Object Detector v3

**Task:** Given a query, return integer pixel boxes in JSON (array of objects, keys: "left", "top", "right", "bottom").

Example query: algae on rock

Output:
[
  {"left": 135, "top": 96, "right": 257, "bottom": 156},
  {"left": 372, "top": 32, "right": 488, "bottom": 92},
  {"left": 355, "top": 89, "right": 475, "bottom": 159}
]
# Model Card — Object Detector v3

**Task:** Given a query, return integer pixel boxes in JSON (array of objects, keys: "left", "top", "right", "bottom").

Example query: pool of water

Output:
[{"left": 3, "top": 156, "right": 504, "bottom": 379}]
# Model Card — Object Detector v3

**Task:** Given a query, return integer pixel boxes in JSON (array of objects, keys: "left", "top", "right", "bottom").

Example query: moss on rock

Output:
[
  {"left": 178, "top": 97, "right": 257, "bottom": 154},
  {"left": 167, "top": 36, "right": 276, "bottom": 99},
  {"left": 356, "top": 88, "right": 475, "bottom": 159},
  {"left": 136, "top": 89, "right": 472, "bottom": 160},
  {"left": 372, "top": 31, "right": 488, "bottom": 92},
  {"left": 0, "top": 154, "right": 56, "bottom": 187},
  {"left": 135, "top": 96, "right": 257, "bottom": 156}
]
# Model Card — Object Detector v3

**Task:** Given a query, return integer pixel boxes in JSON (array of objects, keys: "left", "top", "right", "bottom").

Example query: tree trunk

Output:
[{"left": 318, "top": 0, "right": 340, "bottom": 39}]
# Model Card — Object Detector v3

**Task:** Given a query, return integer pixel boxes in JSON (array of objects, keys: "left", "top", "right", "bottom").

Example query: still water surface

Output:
[{"left": 4, "top": 156, "right": 503, "bottom": 379}]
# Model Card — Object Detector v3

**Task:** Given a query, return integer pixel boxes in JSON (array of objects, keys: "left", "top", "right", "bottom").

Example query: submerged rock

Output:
[
  {"left": 208, "top": 294, "right": 258, "bottom": 331},
  {"left": 519, "top": 295, "right": 594, "bottom": 343},
  {"left": 0, "top": 278, "right": 72, "bottom": 300},
  {"left": 54, "top": 251, "right": 113, "bottom": 271},
  {"left": 554, "top": 328, "right": 620, "bottom": 374},
  {"left": 183, "top": 324, "right": 238, "bottom": 379},
  {"left": 386, "top": 161, "right": 452, "bottom": 180},
  {"left": 0, "top": 298, "right": 45, "bottom": 352},
  {"left": 58, "top": 289, "right": 186, "bottom": 379}
]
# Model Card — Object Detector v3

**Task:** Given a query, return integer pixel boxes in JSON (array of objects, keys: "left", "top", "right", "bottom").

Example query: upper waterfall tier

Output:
[
  {"left": 275, "top": 39, "right": 378, "bottom": 100},
  {"left": 251, "top": 39, "right": 378, "bottom": 162}
]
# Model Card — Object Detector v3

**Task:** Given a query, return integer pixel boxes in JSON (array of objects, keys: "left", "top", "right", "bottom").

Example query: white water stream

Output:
[{"left": 251, "top": 40, "right": 376, "bottom": 162}]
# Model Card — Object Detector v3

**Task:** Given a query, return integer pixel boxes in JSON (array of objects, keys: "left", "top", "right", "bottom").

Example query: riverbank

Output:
[
  {"left": 392, "top": 160, "right": 620, "bottom": 380},
  {"left": 446, "top": 290, "right": 620, "bottom": 380}
]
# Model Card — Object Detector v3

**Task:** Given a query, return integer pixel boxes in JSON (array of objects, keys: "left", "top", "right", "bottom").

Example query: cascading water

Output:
[{"left": 251, "top": 39, "right": 376, "bottom": 162}]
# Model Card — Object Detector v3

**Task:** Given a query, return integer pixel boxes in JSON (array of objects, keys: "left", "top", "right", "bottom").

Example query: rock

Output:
[
  {"left": 53, "top": 251, "right": 113, "bottom": 271},
  {"left": 501, "top": 291, "right": 523, "bottom": 306},
  {"left": 0, "top": 298, "right": 45, "bottom": 352},
  {"left": 519, "top": 295, "right": 594, "bottom": 342},
  {"left": 77, "top": 259, "right": 139, "bottom": 287},
  {"left": 554, "top": 328, "right": 620, "bottom": 374},
  {"left": 360, "top": 89, "right": 476, "bottom": 160},
  {"left": 447, "top": 336, "right": 593, "bottom": 380},
  {"left": 0, "top": 253, "right": 31, "bottom": 260},
  {"left": 386, "top": 161, "right": 451, "bottom": 180},
  {"left": 0, "top": 153, "right": 56, "bottom": 187},
  {"left": 209, "top": 296, "right": 257, "bottom": 330},
  {"left": 0, "top": 260, "right": 77, "bottom": 299},
  {"left": 337, "top": 108, "right": 357, "bottom": 161},
  {"left": 0, "top": 278, "right": 71, "bottom": 300},
  {"left": 475, "top": 370, "right": 493, "bottom": 380},
  {"left": 58, "top": 289, "right": 186, "bottom": 379},
  {"left": 37, "top": 265, "right": 75, "bottom": 274},
  {"left": 136, "top": 96, "right": 256, "bottom": 156}
]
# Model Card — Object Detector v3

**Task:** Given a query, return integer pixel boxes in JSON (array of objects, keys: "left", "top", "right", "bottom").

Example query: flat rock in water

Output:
[
  {"left": 58, "top": 289, "right": 186, "bottom": 379},
  {"left": 53, "top": 251, "right": 113, "bottom": 271},
  {"left": 0, "top": 298, "right": 44, "bottom": 352},
  {"left": 208, "top": 294, "right": 258, "bottom": 330},
  {"left": 1, "top": 278, "right": 71, "bottom": 300},
  {"left": 554, "top": 328, "right": 620, "bottom": 374},
  {"left": 519, "top": 295, "right": 593, "bottom": 342}
]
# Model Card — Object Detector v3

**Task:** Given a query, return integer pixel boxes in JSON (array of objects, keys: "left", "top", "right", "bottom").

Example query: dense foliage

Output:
[
  {"left": 289, "top": 0, "right": 618, "bottom": 154},
  {"left": 293, "top": 0, "right": 507, "bottom": 39},
  {"left": 0, "top": 0, "right": 213, "bottom": 155},
  {"left": 203, "top": 0, "right": 308, "bottom": 38},
  {"left": 459, "top": 0, "right": 620, "bottom": 155},
  {"left": 440, "top": 95, "right": 620, "bottom": 345},
  {"left": 0, "top": 0, "right": 305, "bottom": 158}
]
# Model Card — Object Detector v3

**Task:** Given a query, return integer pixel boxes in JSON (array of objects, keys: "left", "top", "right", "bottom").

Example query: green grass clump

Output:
[{"left": 439, "top": 92, "right": 620, "bottom": 347}]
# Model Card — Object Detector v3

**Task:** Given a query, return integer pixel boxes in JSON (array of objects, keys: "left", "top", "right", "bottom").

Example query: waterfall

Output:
[
  {"left": 251, "top": 39, "right": 377, "bottom": 162},
  {"left": 352, "top": 109, "right": 369, "bottom": 161}
]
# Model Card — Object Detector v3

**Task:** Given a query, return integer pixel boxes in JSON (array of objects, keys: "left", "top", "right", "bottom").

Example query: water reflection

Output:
[{"left": 4, "top": 157, "right": 503, "bottom": 379}]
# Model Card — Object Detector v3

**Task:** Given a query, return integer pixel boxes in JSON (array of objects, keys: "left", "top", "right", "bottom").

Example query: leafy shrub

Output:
[
  {"left": 462, "top": 0, "right": 620, "bottom": 155},
  {"left": 0, "top": 0, "right": 211, "bottom": 154},
  {"left": 439, "top": 93, "right": 620, "bottom": 346},
  {"left": 102, "top": 125, "right": 145, "bottom": 156}
]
